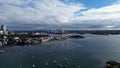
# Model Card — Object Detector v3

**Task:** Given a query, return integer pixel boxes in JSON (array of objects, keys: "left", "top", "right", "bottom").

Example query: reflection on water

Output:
[{"left": 0, "top": 34, "right": 120, "bottom": 68}]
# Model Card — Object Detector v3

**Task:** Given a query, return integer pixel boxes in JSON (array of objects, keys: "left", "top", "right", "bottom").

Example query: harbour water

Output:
[{"left": 0, "top": 34, "right": 120, "bottom": 68}]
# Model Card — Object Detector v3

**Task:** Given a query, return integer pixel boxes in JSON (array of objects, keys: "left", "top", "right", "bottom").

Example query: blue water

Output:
[{"left": 0, "top": 34, "right": 120, "bottom": 68}]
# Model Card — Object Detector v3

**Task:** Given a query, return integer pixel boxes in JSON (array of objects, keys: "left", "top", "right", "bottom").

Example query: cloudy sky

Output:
[{"left": 0, "top": 0, "right": 120, "bottom": 30}]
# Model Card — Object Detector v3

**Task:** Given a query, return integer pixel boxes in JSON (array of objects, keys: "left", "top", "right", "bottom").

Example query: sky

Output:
[{"left": 0, "top": 0, "right": 120, "bottom": 30}]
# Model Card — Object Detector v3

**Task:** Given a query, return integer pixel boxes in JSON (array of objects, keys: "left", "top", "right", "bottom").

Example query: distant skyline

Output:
[{"left": 0, "top": 0, "right": 120, "bottom": 30}]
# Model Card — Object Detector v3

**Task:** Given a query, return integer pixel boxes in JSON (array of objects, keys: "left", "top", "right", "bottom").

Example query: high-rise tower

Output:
[
  {"left": 0, "top": 25, "right": 8, "bottom": 46},
  {"left": 1, "top": 25, "right": 7, "bottom": 33}
]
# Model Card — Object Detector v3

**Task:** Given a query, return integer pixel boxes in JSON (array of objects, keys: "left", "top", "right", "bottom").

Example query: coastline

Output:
[{"left": 0, "top": 34, "right": 84, "bottom": 46}]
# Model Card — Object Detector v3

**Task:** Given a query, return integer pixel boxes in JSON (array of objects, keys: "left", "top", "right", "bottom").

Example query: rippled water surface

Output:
[{"left": 0, "top": 34, "right": 120, "bottom": 68}]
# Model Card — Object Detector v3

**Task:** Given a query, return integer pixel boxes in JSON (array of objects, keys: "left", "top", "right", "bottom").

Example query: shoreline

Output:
[{"left": 0, "top": 34, "right": 84, "bottom": 46}]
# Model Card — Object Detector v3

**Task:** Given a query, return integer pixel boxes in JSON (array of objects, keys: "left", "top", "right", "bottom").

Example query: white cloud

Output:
[
  {"left": 75, "top": 4, "right": 120, "bottom": 21},
  {"left": 0, "top": 0, "right": 120, "bottom": 30},
  {"left": 0, "top": 0, "right": 84, "bottom": 25},
  {"left": 71, "top": 3, "right": 120, "bottom": 30},
  {"left": 0, "top": 0, "right": 24, "bottom": 5}
]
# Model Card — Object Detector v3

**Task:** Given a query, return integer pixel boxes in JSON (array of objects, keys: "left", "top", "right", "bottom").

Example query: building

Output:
[
  {"left": 0, "top": 25, "right": 8, "bottom": 46},
  {"left": 1, "top": 25, "right": 7, "bottom": 32},
  {"left": 0, "top": 25, "right": 8, "bottom": 35}
]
